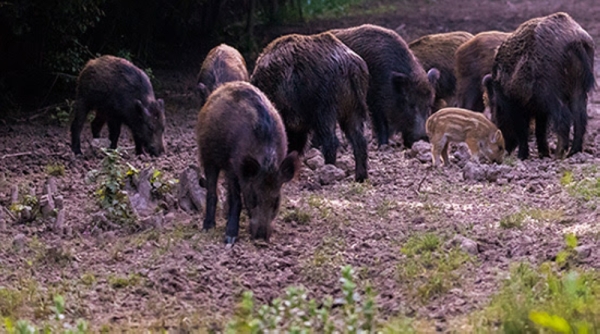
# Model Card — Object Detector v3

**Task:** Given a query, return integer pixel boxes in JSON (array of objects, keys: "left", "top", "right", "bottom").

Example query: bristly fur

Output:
[
  {"left": 485, "top": 12, "right": 595, "bottom": 159},
  {"left": 330, "top": 24, "right": 437, "bottom": 148},
  {"left": 409, "top": 31, "right": 474, "bottom": 110},
  {"left": 251, "top": 32, "right": 370, "bottom": 182}
]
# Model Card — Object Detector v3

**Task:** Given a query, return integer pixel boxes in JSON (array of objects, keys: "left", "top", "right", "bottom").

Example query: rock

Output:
[
  {"left": 407, "top": 140, "right": 431, "bottom": 158},
  {"left": 335, "top": 156, "right": 354, "bottom": 174},
  {"left": 462, "top": 161, "right": 486, "bottom": 182},
  {"left": 39, "top": 194, "right": 55, "bottom": 219},
  {"left": 574, "top": 245, "right": 593, "bottom": 260},
  {"left": 453, "top": 143, "right": 471, "bottom": 162},
  {"left": 317, "top": 164, "right": 346, "bottom": 185},
  {"left": 54, "top": 195, "right": 64, "bottom": 210},
  {"left": 177, "top": 166, "right": 207, "bottom": 213},
  {"left": 305, "top": 155, "right": 324, "bottom": 170},
  {"left": 13, "top": 233, "right": 26, "bottom": 250},
  {"left": 448, "top": 235, "right": 479, "bottom": 255},
  {"left": 45, "top": 177, "right": 58, "bottom": 196},
  {"left": 304, "top": 148, "right": 322, "bottom": 160},
  {"left": 164, "top": 212, "right": 176, "bottom": 224},
  {"left": 10, "top": 185, "right": 19, "bottom": 204}
]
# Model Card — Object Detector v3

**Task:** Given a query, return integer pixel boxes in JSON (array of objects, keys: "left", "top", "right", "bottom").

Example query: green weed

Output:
[
  {"left": 226, "top": 266, "right": 377, "bottom": 333},
  {"left": 281, "top": 207, "right": 311, "bottom": 225},
  {"left": 398, "top": 233, "right": 472, "bottom": 302}
]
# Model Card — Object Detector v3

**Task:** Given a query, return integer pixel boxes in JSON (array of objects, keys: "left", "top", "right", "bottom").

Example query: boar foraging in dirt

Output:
[
  {"left": 331, "top": 24, "right": 439, "bottom": 148},
  {"left": 251, "top": 32, "right": 369, "bottom": 182},
  {"left": 409, "top": 31, "right": 474, "bottom": 111},
  {"left": 426, "top": 107, "right": 504, "bottom": 167},
  {"left": 455, "top": 31, "right": 510, "bottom": 112},
  {"left": 484, "top": 12, "right": 595, "bottom": 159},
  {"left": 70, "top": 55, "right": 166, "bottom": 156},
  {"left": 197, "top": 44, "right": 249, "bottom": 107},
  {"left": 196, "top": 81, "right": 299, "bottom": 245}
]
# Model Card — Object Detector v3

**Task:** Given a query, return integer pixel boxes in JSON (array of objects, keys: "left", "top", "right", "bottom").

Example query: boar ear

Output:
[
  {"left": 135, "top": 99, "right": 151, "bottom": 118},
  {"left": 427, "top": 68, "right": 440, "bottom": 86},
  {"left": 241, "top": 156, "right": 261, "bottom": 180},
  {"left": 490, "top": 129, "right": 502, "bottom": 144},
  {"left": 482, "top": 74, "right": 494, "bottom": 96},
  {"left": 391, "top": 72, "right": 410, "bottom": 92},
  {"left": 279, "top": 151, "right": 299, "bottom": 183}
]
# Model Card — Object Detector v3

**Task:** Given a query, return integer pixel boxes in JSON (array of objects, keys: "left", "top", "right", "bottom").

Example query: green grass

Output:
[
  {"left": 301, "top": 236, "right": 346, "bottom": 283},
  {"left": 499, "top": 207, "right": 566, "bottom": 229},
  {"left": 398, "top": 233, "right": 473, "bottom": 302},
  {"left": 281, "top": 207, "right": 312, "bottom": 225},
  {"left": 473, "top": 262, "right": 600, "bottom": 333}
]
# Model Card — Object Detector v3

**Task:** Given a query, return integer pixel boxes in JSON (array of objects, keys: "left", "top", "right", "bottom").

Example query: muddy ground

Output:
[{"left": 1, "top": 0, "right": 600, "bottom": 332}]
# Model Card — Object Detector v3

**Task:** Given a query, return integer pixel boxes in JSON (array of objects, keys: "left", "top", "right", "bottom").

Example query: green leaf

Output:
[
  {"left": 565, "top": 233, "right": 578, "bottom": 249},
  {"left": 529, "top": 311, "right": 571, "bottom": 334}
]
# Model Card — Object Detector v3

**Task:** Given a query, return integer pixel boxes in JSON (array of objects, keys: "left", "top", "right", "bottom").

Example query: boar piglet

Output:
[
  {"left": 484, "top": 12, "right": 595, "bottom": 159},
  {"left": 196, "top": 81, "right": 299, "bottom": 245},
  {"left": 197, "top": 44, "right": 249, "bottom": 107},
  {"left": 426, "top": 107, "right": 504, "bottom": 167},
  {"left": 70, "top": 55, "right": 166, "bottom": 157}
]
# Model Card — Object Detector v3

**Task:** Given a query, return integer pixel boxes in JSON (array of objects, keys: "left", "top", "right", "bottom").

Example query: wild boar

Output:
[
  {"left": 331, "top": 24, "right": 439, "bottom": 148},
  {"left": 455, "top": 31, "right": 510, "bottom": 112},
  {"left": 197, "top": 44, "right": 249, "bottom": 106},
  {"left": 70, "top": 55, "right": 166, "bottom": 156},
  {"left": 196, "top": 81, "right": 299, "bottom": 245},
  {"left": 483, "top": 12, "right": 595, "bottom": 159},
  {"left": 251, "top": 32, "right": 369, "bottom": 182},
  {"left": 409, "top": 31, "right": 474, "bottom": 111},
  {"left": 426, "top": 107, "right": 504, "bottom": 166}
]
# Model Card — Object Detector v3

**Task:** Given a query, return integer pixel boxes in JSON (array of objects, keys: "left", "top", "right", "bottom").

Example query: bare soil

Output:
[{"left": 1, "top": 0, "right": 600, "bottom": 331}]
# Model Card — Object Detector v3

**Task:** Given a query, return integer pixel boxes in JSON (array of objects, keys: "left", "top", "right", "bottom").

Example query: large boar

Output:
[
  {"left": 483, "top": 12, "right": 595, "bottom": 159},
  {"left": 426, "top": 107, "right": 504, "bottom": 167},
  {"left": 70, "top": 55, "right": 166, "bottom": 156},
  {"left": 251, "top": 32, "right": 369, "bottom": 182},
  {"left": 409, "top": 31, "right": 474, "bottom": 111},
  {"left": 330, "top": 24, "right": 439, "bottom": 148},
  {"left": 197, "top": 44, "right": 249, "bottom": 106},
  {"left": 196, "top": 81, "right": 299, "bottom": 245},
  {"left": 455, "top": 31, "right": 510, "bottom": 112}
]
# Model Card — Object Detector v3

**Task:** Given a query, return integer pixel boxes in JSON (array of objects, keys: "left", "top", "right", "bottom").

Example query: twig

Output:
[
  {"left": 415, "top": 168, "right": 431, "bottom": 194},
  {"left": 1, "top": 151, "right": 33, "bottom": 159}
]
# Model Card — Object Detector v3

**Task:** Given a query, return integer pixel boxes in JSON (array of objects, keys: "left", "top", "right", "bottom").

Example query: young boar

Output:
[
  {"left": 197, "top": 44, "right": 249, "bottom": 106},
  {"left": 484, "top": 12, "right": 595, "bottom": 159},
  {"left": 426, "top": 107, "right": 504, "bottom": 167},
  {"left": 330, "top": 24, "right": 439, "bottom": 148},
  {"left": 251, "top": 32, "right": 369, "bottom": 182},
  {"left": 455, "top": 31, "right": 510, "bottom": 112},
  {"left": 70, "top": 55, "right": 166, "bottom": 156},
  {"left": 409, "top": 31, "right": 474, "bottom": 111},
  {"left": 196, "top": 81, "right": 298, "bottom": 245}
]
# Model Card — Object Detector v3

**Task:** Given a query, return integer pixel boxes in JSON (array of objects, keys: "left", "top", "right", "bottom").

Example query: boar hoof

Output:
[
  {"left": 202, "top": 221, "right": 215, "bottom": 231},
  {"left": 224, "top": 236, "right": 237, "bottom": 245}
]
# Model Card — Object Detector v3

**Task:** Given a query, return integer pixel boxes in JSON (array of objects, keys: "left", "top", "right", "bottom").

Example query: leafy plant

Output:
[
  {"left": 45, "top": 163, "right": 66, "bottom": 177},
  {"left": 52, "top": 99, "right": 74, "bottom": 127},
  {"left": 226, "top": 266, "right": 377, "bottom": 333},
  {"left": 93, "top": 148, "right": 136, "bottom": 228}
]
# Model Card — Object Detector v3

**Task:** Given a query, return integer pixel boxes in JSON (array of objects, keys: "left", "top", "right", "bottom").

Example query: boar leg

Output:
[
  {"left": 91, "top": 112, "right": 107, "bottom": 138},
  {"left": 287, "top": 129, "right": 309, "bottom": 156},
  {"left": 339, "top": 116, "right": 368, "bottom": 182},
  {"left": 441, "top": 140, "right": 451, "bottom": 166},
  {"left": 568, "top": 94, "right": 588, "bottom": 156},
  {"left": 430, "top": 134, "right": 446, "bottom": 167},
  {"left": 315, "top": 114, "right": 339, "bottom": 165},
  {"left": 203, "top": 164, "right": 219, "bottom": 230},
  {"left": 70, "top": 100, "right": 88, "bottom": 155},
  {"left": 534, "top": 112, "right": 550, "bottom": 158},
  {"left": 370, "top": 109, "right": 389, "bottom": 146},
  {"left": 107, "top": 119, "right": 122, "bottom": 150},
  {"left": 515, "top": 114, "right": 530, "bottom": 160},
  {"left": 224, "top": 173, "right": 242, "bottom": 244}
]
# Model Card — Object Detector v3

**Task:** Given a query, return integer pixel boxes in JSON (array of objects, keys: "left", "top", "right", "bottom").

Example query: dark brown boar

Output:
[
  {"left": 70, "top": 55, "right": 166, "bottom": 156},
  {"left": 331, "top": 24, "right": 439, "bottom": 148},
  {"left": 483, "top": 12, "right": 595, "bottom": 159},
  {"left": 251, "top": 32, "right": 369, "bottom": 182},
  {"left": 197, "top": 44, "right": 249, "bottom": 106},
  {"left": 455, "top": 31, "right": 510, "bottom": 112},
  {"left": 409, "top": 31, "right": 474, "bottom": 111},
  {"left": 196, "top": 81, "right": 299, "bottom": 245}
]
